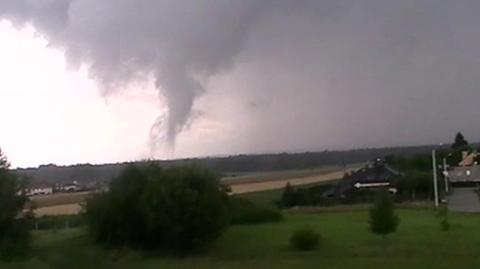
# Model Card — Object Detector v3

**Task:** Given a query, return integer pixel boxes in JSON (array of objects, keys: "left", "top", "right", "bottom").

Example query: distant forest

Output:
[{"left": 15, "top": 144, "right": 461, "bottom": 185}]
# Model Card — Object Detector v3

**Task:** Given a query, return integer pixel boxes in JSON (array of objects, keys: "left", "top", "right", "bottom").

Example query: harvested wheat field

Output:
[
  {"left": 29, "top": 192, "right": 91, "bottom": 217},
  {"left": 222, "top": 165, "right": 353, "bottom": 185},
  {"left": 229, "top": 167, "right": 359, "bottom": 194}
]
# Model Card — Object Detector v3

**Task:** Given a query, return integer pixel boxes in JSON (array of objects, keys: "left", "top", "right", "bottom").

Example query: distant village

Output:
[{"left": 23, "top": 180, "right": 108, "bottom": 197}]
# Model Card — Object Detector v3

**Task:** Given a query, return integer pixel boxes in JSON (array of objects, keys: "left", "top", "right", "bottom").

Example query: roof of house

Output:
[
  {"left": 449, "top": 165, "right": 480, "bottom": 182},
  {"left": 459, "top": 153, "right": 478, "bottom": 166},
  {"left": 335, "top": 161, "right": 404, "bottom": 195}
]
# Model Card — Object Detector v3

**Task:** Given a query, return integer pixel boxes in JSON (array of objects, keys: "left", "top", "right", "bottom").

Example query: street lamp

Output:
[
  {"left": 432, "top": 149, "right": 439, "bottom": 207},
  {"left": 443, "top": 153, "right": 452, "bottom": 194}
]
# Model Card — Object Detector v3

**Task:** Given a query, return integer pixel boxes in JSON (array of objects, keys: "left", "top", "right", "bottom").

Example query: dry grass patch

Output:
[
  {"left": 28, "top": 192, "right": 91, "bottom": 208},
  {"left": 34, "top": 204, "right": 82, "bottom": 217}
]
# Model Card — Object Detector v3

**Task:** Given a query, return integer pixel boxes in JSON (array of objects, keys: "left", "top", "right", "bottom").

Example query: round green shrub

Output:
[{"left": 290, "top": 227, "right": 320, "bottom": 251}]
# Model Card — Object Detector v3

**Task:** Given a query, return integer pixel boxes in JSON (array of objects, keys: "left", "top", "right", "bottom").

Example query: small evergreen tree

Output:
[
  {"left": 436, "top": 207, "right": 451, "bottom": 232},
  {"left": 452, "top": 132, "right": 469, "bottom": 149},
  {"left": 369, "top": 191, "right": 399, "bottom": 237},
  {"left": 281, "top": 182, "right": 296, "bottom": 207}
]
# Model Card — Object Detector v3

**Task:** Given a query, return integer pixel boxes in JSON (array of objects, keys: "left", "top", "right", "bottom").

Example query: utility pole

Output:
[
  {"left": 432, "top": 149, "right": 439, "bottom": 207},
  {"left": 443, "top": 157, "right": 449, "bottom": 194}
]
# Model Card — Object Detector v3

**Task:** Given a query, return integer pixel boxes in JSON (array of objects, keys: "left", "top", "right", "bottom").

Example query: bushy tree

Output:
[
  {"left": 0, "top": 149, "right": 30, "bottom": 260},
  {"left": 386, "top": 155, "right": 409, "bottom": 171},
  {"left": 409, "top": 154, "right": 431, "bottom": 171},
  {"left": 403, "top": 171, "right": 432, "bottom": 201},
  {"left": 369, "top": 191, "right": 399, "bottom": 237},
  {"left": 85, "top": 164, "right": 229, "bottom": 252}
]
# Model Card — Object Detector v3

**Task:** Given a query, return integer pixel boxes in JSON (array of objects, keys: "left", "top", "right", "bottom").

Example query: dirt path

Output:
[
  {"left": 448, "top": 187, "right": 480, "bottom": 213},
  {"left": 34, "top": 204, "right": 83, "bottom": 217}
]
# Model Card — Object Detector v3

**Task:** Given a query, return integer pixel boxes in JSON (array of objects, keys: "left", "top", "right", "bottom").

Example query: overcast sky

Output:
[{"left": 1, "top": 0, "right": 480, "bottom": 168}]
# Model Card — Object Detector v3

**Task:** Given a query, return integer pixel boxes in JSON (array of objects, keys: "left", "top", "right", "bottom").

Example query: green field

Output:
[
  {"left": 4, "top": 209, "right": 480, "bottom": 269},
  {"left": 237, "top": 188, "right": 283, "bottom": 207}
]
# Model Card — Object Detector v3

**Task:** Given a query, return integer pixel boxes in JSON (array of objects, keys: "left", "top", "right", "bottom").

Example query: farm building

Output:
[
  {"left": 328, "top": 159, "right": 404, "bottom": 197},
  {"left": 58, "top": 181, "right": 81, "bottom": 192},
  {"left": 25, "top": 182, "right": 53, "bottom": 196}
]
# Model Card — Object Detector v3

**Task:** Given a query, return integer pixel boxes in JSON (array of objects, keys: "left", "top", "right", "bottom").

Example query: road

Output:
[{"left": 448, "top": 187, "right": 480, "bottom": 213}]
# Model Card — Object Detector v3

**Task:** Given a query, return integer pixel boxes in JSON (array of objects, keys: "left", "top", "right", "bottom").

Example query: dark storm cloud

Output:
[
  {"left": 2, "top": 0, "right": 480, "bottom": 154},
  {"left": 0, "top": 0, "right": 273, "bottom": 148}
]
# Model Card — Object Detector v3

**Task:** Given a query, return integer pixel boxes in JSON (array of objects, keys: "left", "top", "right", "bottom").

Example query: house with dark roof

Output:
[{"left": 328, "top": 159, "right": 404, "bottom": 197}]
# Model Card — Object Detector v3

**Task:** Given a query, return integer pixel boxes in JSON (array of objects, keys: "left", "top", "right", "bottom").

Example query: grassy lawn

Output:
[
  {"left": 236, "top": 188, "right": 283, "bottom": 208},
  {"left": 4, "top": 209, "right": 480, "bottom": 269},
  {"left": 28, "top": 192, "right": 91, "bottom": 208}
]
